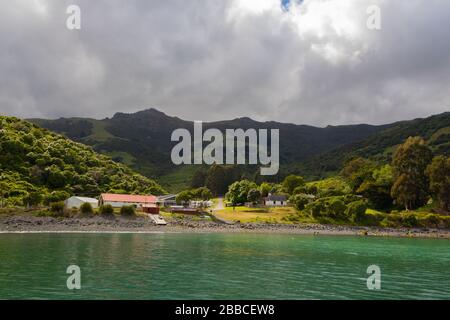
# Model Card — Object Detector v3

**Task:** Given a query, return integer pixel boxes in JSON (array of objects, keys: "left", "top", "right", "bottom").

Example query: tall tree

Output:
[
  {"left": 191, "top": 168, "right": 207, "bottom": 188},
  {"left": 205, "top": 165, "right": 226, "bottom": 196},
  {"left": 391, "top": 137, "right": 432, "bottom": 210},
  {"left": 226, "top": 180, "right": 257, "bottom": 205},
  {"left": 426, "top": 156, "right": 450, "bottom": 212},
  {"left": 282, "top": 175, "right": 305, "bottom": 195},
  {"left": 341, "top": 157, "right": 375, "bottom": 192}
]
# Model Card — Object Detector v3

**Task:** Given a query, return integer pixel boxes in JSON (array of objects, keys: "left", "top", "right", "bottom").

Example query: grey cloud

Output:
[{"left": 0, "top": 0, "right": 449, "bottom": 126}]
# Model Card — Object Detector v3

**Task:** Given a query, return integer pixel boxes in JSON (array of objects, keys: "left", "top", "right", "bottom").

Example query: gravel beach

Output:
[{"left": 1, "top": 214, "right": 449, "bottom": 239}]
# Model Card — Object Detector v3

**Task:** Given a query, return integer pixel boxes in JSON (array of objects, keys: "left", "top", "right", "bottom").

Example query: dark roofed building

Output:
[{"left": 264, "top": 194, "right": 288, "bottom": 206}]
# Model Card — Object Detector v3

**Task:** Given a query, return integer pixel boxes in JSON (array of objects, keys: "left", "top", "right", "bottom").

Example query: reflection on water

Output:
[{"left": 0, "top": 233, "right": 449, "bottom": 299}]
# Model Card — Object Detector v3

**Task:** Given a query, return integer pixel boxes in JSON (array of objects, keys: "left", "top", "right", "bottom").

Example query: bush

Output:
[
  {"left": 50, "top": 201, "right": 64, "bottom": 214},
  {"left": 346, "top": 201, "right": 368, "bottom": 223},
  {"left": 419, "top": 214, "right": 441, "bottom": 228},
  {"left": 99, "top": 204, "right": 114, "bottom": 216},
  {"left": 80, "top": 202, "right": 94, "bottom": 215},
  {"left": 120, "top": 205, "right": 136, "bottom": 216},
  {"left": 402, "top": 213, "right": 419, "bottom": 228},
  {"left": 306, "top": 201, "right": 326, "bottom": 219},
  {"left": 44, "top": 191, "right": 70, "bottom": 206},
  {"left": 291, "top": 194, "right": 311, "bottom": 211},
  {"left": 328, "top": 199, "right": 347, "bottom": 219}
]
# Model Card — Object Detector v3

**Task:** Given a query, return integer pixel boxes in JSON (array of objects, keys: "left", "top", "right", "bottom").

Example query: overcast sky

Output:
[{"left": 0, "top": 0, "right": 449, "bottom": 126}]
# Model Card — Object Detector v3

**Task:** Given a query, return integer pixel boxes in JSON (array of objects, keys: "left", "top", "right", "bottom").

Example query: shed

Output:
[
  {"left": 65, "top": 196, "right": 98, "bottom": 209},
  {"left": 142, "top": 204, "right": 160, "bottom": 214}
]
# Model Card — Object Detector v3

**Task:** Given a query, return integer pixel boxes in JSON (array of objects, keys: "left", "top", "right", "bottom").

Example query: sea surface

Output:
[{"left": 0, "top": 232, "right": 449, "bottom": 299}]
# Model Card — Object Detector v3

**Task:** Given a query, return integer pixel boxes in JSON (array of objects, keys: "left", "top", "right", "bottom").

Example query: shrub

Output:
[
  {"left": 402, "top": 213, "right": 419, "bottom": 228},
  {"left": 328, "top": 199, "right": 347, "bottom": 218},
  {"left": 120, "top": 205, "right": 136, "bottom": 216},
  {"left": 50, "top": 201, "right": 64, "bottom": 214},
  {"left": 99, "top": 204, "right": 114, "bottom": 216},
  {"left": 346, "top": 201, "right": 368, "bottom": 223},
  {"left": 419, "top": 214, "right": 441, "bottom": 228},
  {"left": 80, "top": 202, "right": 94, "bottom": 215},
  {"left": 44, "top": 191, "right": 70, "bottom": 206},
  {"left": 306, "top": 200, "right": 326, "bottom": 219},
  {"left": 291, "top": 194, "right": 311, "bottom": 211}
]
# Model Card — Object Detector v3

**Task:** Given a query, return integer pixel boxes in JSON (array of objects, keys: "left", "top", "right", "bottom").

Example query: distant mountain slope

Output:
[
  {"left": 31, "top": 108, "right": 390, "bottom": 179},
  {"left": 30, "top": 109, "right": 450, "bottom": 189},
  {"left": 289, "top": 112, "right": 450, "bottom": 179},
  {"left": 0, "top": 116, "right": 165, "bottom": 206}
]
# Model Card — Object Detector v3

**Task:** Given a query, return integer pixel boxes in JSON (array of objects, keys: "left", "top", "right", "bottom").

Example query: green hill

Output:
[
  {"left": 288, "top": 112, "right": 450, "bottom": 179},
  {"left": 0, "top": 116, "right": 166, "bottom": 206},
  {"left": 30, "top": 109, "right": 450, "bottom": 190},
  {"left": 31, "top": 108, "right": 390, "bottom": 187}
]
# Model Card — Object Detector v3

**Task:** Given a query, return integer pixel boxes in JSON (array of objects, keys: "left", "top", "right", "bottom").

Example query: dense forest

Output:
[{"left": 0, "top": 116, "right": 165, "bottom": 207}]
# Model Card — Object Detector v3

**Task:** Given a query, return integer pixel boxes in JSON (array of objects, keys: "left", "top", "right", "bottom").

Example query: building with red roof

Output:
[{"left": 99, "top": 193, "right": 158, "bottom": 210}]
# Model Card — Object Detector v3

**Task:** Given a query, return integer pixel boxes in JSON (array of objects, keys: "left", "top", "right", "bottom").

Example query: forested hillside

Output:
[
  {"left": 31, "top": 108, "right": 389, "bottom": 180},
  {"left": 288, "top": 112, "right": 450, "bottom": 180},
  {"left": 0, "top": 116, "right": 165, "bottom": 206},
  {"left": 30, "top": 109, "right": 450, "bottom": 192}
]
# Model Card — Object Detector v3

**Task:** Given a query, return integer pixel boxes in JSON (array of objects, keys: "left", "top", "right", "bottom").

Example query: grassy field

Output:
[{"left": 213, "top": 206, "right": 313, "bottom": 224}]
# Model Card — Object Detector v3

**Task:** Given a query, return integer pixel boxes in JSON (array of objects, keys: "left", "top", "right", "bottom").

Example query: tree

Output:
[
  {"left": 357, "top": 165, "right": 394, "bottom": 210},
  {"left": 23, "top": 191, "right": 43, "bottom": 207},
  {"left": 391, "top": 137, "right": 432, "bottom": 210},
  {"left": 282, "top": 175, "right": 305, "bottom": 195},
  {"left": 0, "top": 181, "right": 9, "bottom": 208},
  {"left": 226, "top": 180, "right": 257, "bottom": 205},
  {"left": 205, "top": 165, "right": 226, "bottom": 196},
  {"left": 200, "top": 188, "right": 213, "bottom": 201},
  {"left": 191, "top": 168, "right": 207, "bottom": 188},
  {"left": 341, "top": 157, "right": 374, "bottom": 192},
  {"left": 426, "top": 156, "right": 450, "bottom": 212},
  {"left": 44, "top": 190, "right": 70, "bottom": 205},
  {"left": 345, "top": 200, "right": 368, "bottom": 223},
  {"left": 247, "top": 188, "right": 261, "bottom": 205},
  {"left": 259, "top": 182, "right": 272, "bottom": 198},
  {"left": 176, "top": 190, "right": 193, "bottom": 205},
  {"left": 290, "top": 194, "right": 311, "bottom": 211}
]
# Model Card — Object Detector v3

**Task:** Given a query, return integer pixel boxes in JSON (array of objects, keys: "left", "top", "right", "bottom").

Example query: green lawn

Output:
[{"left": 214, "top": 206, "right": 304, "bottom": 224}]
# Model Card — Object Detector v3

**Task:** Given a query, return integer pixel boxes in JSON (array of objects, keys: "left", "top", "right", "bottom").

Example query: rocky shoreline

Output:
[{"left": 0, "top": 214, "right": 449, "bottom": 239}]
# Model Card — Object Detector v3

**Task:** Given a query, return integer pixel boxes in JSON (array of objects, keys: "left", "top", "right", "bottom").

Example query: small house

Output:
[
  {"left": 264, "top": 194, "right": 288, "bottom": 207},
  {"left": 65, "top": 196, "right": 98, "bottom": 209}
]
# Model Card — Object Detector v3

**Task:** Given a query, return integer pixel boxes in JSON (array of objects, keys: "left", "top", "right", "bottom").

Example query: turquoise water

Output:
[{"left": 0, "top": 233, "right": 449, "bottom": 299}]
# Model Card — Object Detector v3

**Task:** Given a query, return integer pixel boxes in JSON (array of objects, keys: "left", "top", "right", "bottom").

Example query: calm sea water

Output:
[{"left": 0, "top": 232, "right": 449, "bottom": 300}]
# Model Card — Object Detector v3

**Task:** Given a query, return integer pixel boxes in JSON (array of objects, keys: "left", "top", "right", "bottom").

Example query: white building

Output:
[
  {"left": 157, "top": 194, "right": 177, "bottom": 207},
  {"left": 264, "top": 194, "right": 288, "bottom": 207},
  {"left": 65, "top": 196, "right": 98, "bottom": 209}
]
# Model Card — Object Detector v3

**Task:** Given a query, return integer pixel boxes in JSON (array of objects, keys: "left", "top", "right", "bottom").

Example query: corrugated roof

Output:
[
  {"left": 100, "top": 193, "right": 157, "bottom": 203},
  {"left": 70, "top": 196, "right": 98, "bottom": 202}
]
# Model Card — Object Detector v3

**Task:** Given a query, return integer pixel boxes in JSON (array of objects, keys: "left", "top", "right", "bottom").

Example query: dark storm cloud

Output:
[{"left": 0, "top": 0, "right": 449, "bottom": 126}]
